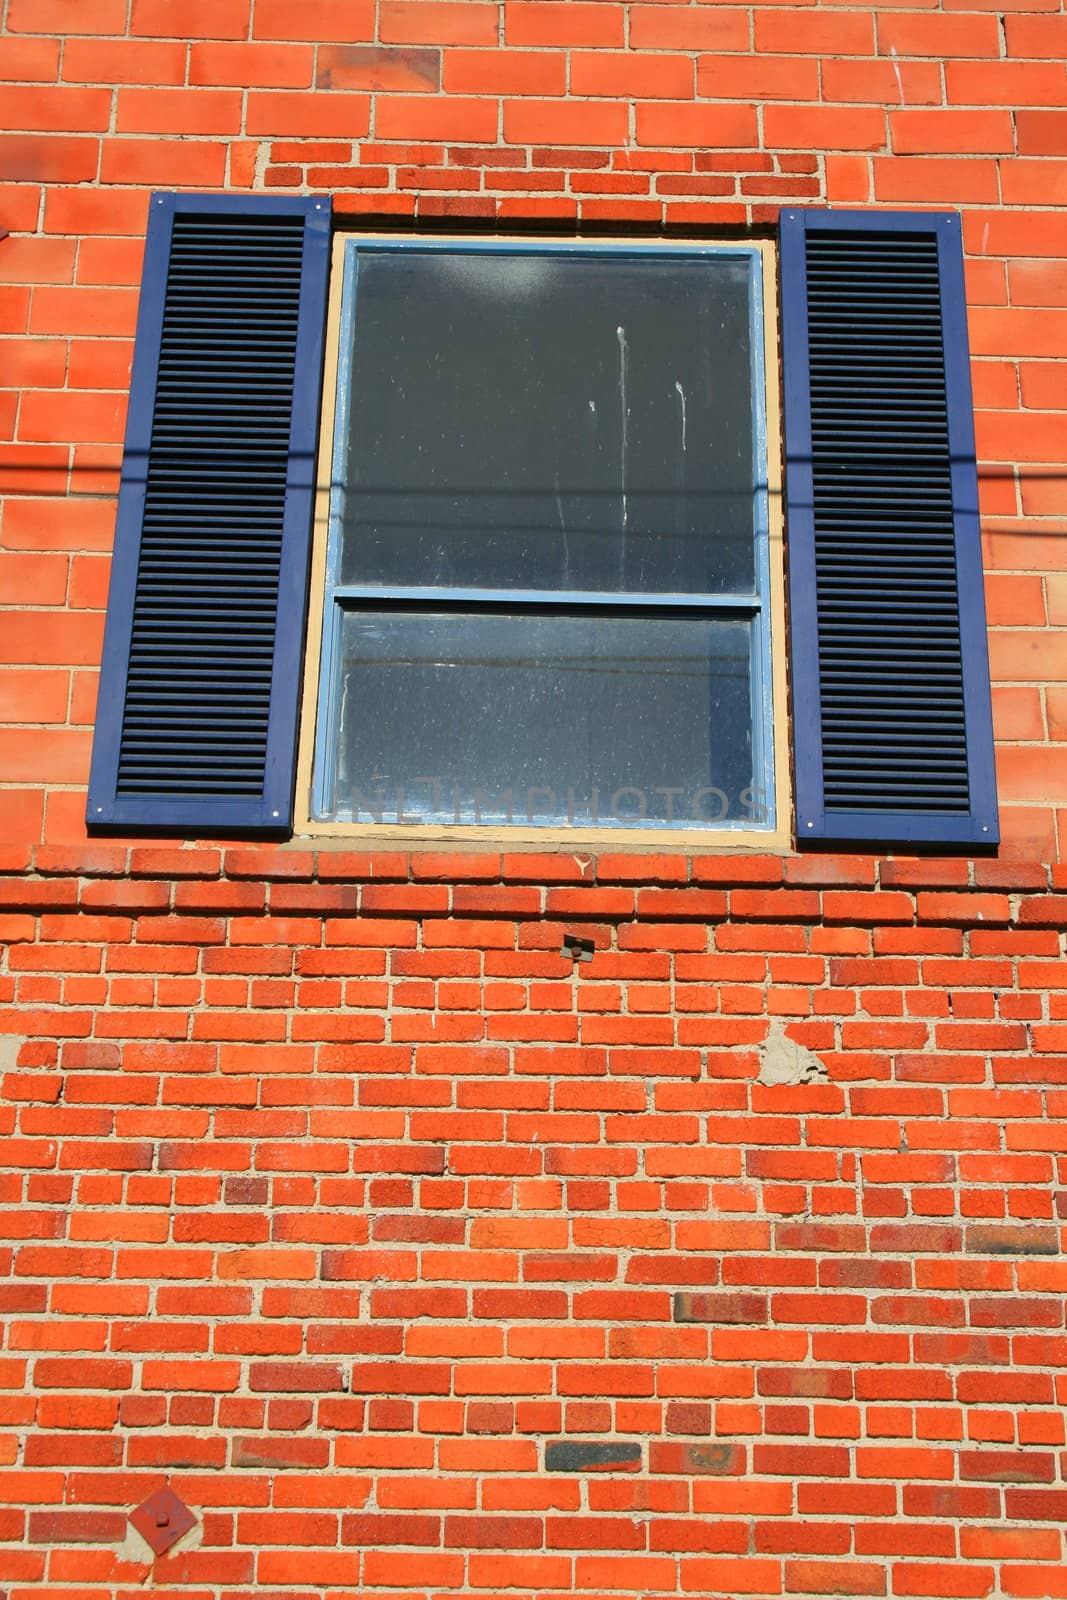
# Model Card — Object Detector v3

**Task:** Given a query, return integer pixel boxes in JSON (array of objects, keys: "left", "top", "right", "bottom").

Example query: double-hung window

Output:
[
  {"left": 306, "top": 238, "right": 781, "bottom": 837},
  {"left": 86, "top": 194, "right": 999, "bottom": 849}
]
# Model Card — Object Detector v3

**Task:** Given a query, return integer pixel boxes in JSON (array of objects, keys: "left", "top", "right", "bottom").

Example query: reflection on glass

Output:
[
  {"left": 333, "top": 610, "right": 756, "bottom": 828},
  {"left": 339, "top": 251, "right": 757, "bottom": 596}
]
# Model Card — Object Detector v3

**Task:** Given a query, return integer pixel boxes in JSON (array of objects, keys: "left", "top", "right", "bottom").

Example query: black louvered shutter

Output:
[
  {"left": 87, "top": 193, "right": 331, "bottom": 835},
  {"left": 780, "top": 209, "right": 998, "bottom": 847}
]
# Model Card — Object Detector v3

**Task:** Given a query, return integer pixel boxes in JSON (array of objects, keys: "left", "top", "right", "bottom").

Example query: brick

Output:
[
  {"left": 101, "top": 137, "right": 228, "bottom": 186},
  {"left": 764, "top": 106, "right": 887, "bottom": 152},
  {"left": 381, "top": 2, "right": 497, "bottom": 46},
  {"left": 961, "top": 1527, "right": 1060, "bottom": 1561},
  {"left": 446, "top": 1513, "right": 544, "bottom": 1548},
  {"left": 246, "top": 91, "right": 371, "bottom": 139},
  {"left": 502, "top": 854, "right": 590, "bottom": 884},
  {"left": 651, "top": 1441, "right": 746, "bottom": 1475},
  {"left": 755, "top": 11, "right": 873, "bottom": 53},
  {"left": 977, "top": 409, "right": 1067, "bottom": 462},
  {"left": 1006, "top": 14, "right": 1067, "bottom": 55},
  {"left": 889, "top": 109, "right": 1017, "bottom": 154},
  {"left": 675, "top": 1292, "right": 768, "bottom": 1325},
  {"left": 998, "top": 748, "right": 1067, "bottom": 805},
  {"left": 966, "top": 1224, "right": 1060, "bottom": 1255},
  {"left": 637, "top": 103, "right": 759, "bottom": 149},
  {"left": 115, "top": 86, "right": 241, "bottom": 135},
  {"left": 27, "top": 1509, "right": 126, "bottom": 1543},
  {"left": 249, "top": 1362, "right": 344, "bottom": 1393},
  {"left": 916, "top": 892, "right": 1011, "bottom": 925},
  {"left": 191, "top": 42, "right": 315, "bottom": 87},
  {"left": 9, "top": 0, "right": 127, "bottom": 29},
  {"left": 545, "top": 1439, "right": 642, "bottom": 1473},
  {"left": 947, "top": 61, "right": 1067, "bottom": 106},
  {"left": 878, "top": 14, "right": 1002, "bottom": 58},
  {"left": 1016, "top": 112, "right": 1067, "bottom": 156},
  {"left": 506, "top": 3, "right": 623, "bottom": 48},
  {"left": 505, "top": 101, "right": 629, "bottom": 149},
  {"left": 571, "top": 53, "right": 694, "bottom": 99},
  {"left": 1011, "top": 261, "right": 1067, "bottom": 309},
  {"left": 133, "top": 0, "right": 251, "bottom": 37},
  {"left": 0, "top": 236, "right": 75, "bottom": 287},
  {"left": 1002, "top": 163, "right": 1067, "bottom": 211},
  {"left": 785, "top": 1560, "right": 886, "bottom": 1595},
  {"left": 1, "top": 340, "right": 66, "bottom": 390},
  {"left": 63, "top": 39, "right": 187, "bottom": 84},
  {"left": 960, "top": 1450, "right": 1056, "bottom": 1483},
  {"left": 598, "top": 855, "right": 689, "bottom": 885},
  {"left": 698, "top": 54, "right": 820, "bottom": 102},
  {"left": 258, "top": 1549, "right": 360, "bottom": 1584},
  {"left": 0, "top": 729, "right": 91, "bottom": 785},
  {"left": 0, "top": 136, "right": 99, "bottom": 185},
  {"left": 443, "top": 50, "right": 563, "bottom": 97},
  {"left": 633, "top": 8, "right": 746, "bottom": 49},
  {"left": 19, "top": 391, "right": 126, "bottom": 447}
]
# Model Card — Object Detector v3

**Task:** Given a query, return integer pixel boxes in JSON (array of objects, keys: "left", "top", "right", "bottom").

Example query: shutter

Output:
[
  {"left": 86, "top": 193, "right": 331, "bottom": 835},
  {"left": 780, "top": 209, "right": 998, "bottom": 847}
]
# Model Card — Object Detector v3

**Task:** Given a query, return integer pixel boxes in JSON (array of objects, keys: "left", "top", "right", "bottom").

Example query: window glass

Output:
[
  {"left": 332, "top": 609, "right": 758, "bottom": 828},
  {"left": 339, "top": 252, "right": 755, "bottom": 596},
  {"left": 313, "top": 239, "right": 774, "bottom": 834}
]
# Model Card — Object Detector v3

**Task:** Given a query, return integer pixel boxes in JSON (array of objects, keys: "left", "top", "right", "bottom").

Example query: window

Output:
[
  {"left": 86, "top": 195, "right": 999, "bottom": 849},
  {"left": 304, "top": 238, "right": 782, "bottom": 838}
]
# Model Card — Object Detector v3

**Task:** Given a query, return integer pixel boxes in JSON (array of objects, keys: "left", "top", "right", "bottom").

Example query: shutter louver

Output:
[
  {"left": 780, "top": 210, "right": 998, "bottom": 848},
  {"left": 87, "top": 194, "right": 331, "bottom": 834}
]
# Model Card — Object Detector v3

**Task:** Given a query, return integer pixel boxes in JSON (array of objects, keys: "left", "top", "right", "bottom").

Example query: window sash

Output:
[{"left": 311, "top": 236, "right": 777, "bottom": 834}]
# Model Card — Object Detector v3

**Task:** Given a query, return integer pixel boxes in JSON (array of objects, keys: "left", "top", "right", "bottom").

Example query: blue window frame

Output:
[{"left": 310, "top": 238, "right": 778, "bottom": 834}]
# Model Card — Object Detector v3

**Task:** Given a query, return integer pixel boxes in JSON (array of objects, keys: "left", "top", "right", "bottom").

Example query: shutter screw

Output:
[
  {"left": 272, "top": 810, "right": 280, "bottom": 818},
  {"left": 806, "top": 820, "right": 813, "bottom": 828}
]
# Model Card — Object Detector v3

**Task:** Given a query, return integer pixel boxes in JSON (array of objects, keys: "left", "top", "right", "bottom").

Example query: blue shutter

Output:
[
  {"left": 86, "top": 193, "right": 331, "bottom": 835},
  {"left": 780, "top": 209, "right": 998, "bottom": 848}
]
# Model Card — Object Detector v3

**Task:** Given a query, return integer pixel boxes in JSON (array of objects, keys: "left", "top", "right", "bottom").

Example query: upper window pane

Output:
[{"left": 337, "top": 248, "right": 758, "bottom": 595}]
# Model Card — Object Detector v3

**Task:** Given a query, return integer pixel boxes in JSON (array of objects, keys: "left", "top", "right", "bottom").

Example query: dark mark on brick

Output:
[
  {"left": 650, "top": 1440, "right": 745, "bottom": 1475},
  {"left": 674, "top": 1290, "right": 769, "bottom": 1324},
  {"left": 545, "top": 1440, "right": 642, "bottom": 1473},
  {"left": 965, "top": 1225, "right": 1059, "bottom": 1256}
]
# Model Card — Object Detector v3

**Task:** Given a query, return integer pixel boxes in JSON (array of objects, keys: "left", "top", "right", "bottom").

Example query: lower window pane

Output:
[{"left": 327, "top": 610, "right": 759, "bottom": 828}]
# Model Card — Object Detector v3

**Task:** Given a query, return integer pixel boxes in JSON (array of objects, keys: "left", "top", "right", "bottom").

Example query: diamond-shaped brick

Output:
[{"left": 129, "top": 1485, "right": 196, "bottom": 1557}]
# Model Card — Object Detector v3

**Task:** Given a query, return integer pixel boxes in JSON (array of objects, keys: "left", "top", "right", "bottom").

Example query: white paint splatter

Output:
[
  {"left": 674, "top": 380, "right": 687, "bottom": 452},
  {"left": 554, "top": 471, "right": 571, "bottom": 587},
  {"left": 889, "top": 44, "right": 904, "bottom": 103},
  {"left": 616, "top": 325, "right": 629, "bottom": 537}
]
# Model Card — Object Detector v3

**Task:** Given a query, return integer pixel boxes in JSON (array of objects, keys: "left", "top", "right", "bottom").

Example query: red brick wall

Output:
[
  {"left": 2, "top": 843, "right": 1067, "bottom": 1600},
  {"left": 2, "top": 3, "right": 1067, "bottom": 1598}
]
